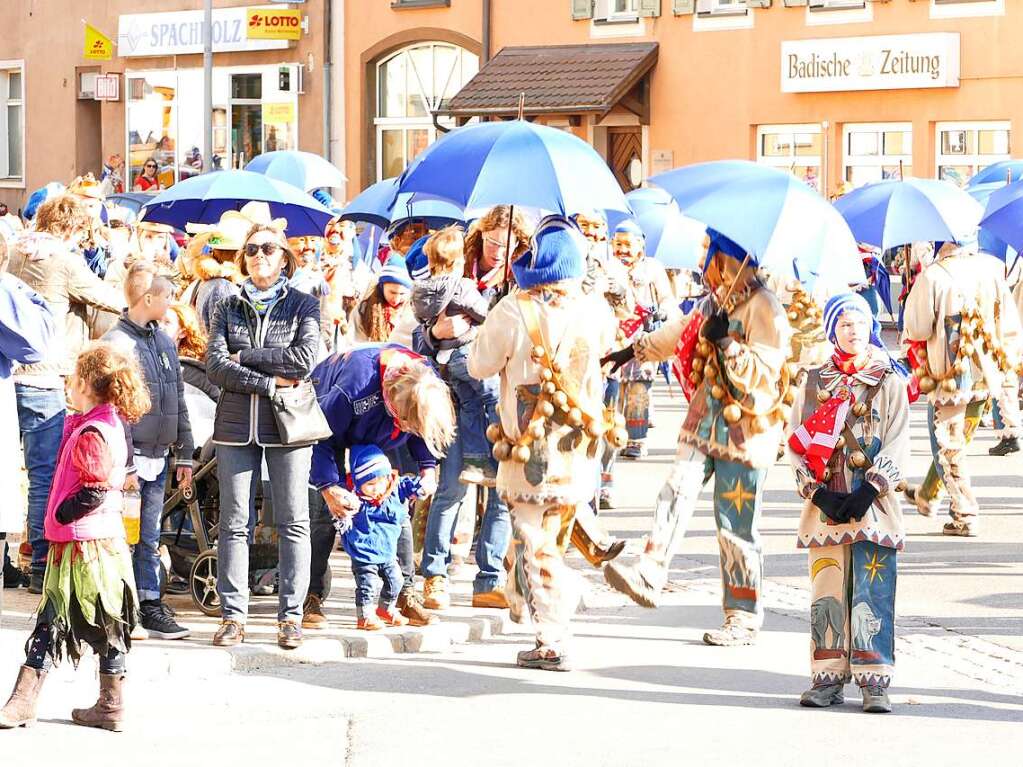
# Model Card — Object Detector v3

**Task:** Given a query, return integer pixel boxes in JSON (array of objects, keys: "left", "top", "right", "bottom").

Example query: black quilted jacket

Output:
[{"left": 206, "top": 286, "right": 321, "bottom": 446}]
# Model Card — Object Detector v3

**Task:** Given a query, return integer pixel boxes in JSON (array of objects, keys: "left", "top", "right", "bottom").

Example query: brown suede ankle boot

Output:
[
  {"left": 0, "top": 665, "right": 47, "bottom": 729},
  {"left": 71, "top": 672, "right": 124, "bottom": 732}
]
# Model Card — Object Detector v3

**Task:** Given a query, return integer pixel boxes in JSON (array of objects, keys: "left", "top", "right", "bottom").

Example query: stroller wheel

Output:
[{"left": 189, "top": 550, "right": 221, "bottom": 617}]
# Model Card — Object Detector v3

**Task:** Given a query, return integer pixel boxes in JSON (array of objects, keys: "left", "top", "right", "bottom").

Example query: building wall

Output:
[
  {"left": 0, "top": 0, "right": 328, "bottom": 211},
  {"left": 342, "top": 0, "right": 1023, "bottom": 199}
]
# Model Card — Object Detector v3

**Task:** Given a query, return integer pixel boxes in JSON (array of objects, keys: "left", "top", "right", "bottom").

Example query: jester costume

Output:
[
  {"left": 788, "top": 293, "right": 909, "bottom": 713},
  {"left": 604, "top": 231, "right": 791, "bottom": 645}
]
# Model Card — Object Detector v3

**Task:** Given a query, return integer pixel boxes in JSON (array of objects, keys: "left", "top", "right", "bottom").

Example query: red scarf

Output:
[{"left": 831, "top": 348, "right": 868, "bottom": 376}]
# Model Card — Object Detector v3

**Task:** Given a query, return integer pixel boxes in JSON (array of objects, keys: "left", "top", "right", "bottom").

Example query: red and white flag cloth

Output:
[
  {"left": 670, "top": 310, "right": 705, "bottom": 402},
  {"left": 788, "top": 390, "right": 851, "bottom": 481},
  {"left": 619, "top": 304, "right": 651, "bottom": 341}
]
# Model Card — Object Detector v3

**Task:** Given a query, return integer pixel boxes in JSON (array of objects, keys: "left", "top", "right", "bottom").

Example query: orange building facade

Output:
[{"left": 339, "top": 0, "right": 1023, "bottom": 201}]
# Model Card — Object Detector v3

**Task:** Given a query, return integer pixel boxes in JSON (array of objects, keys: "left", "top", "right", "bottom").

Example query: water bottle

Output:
[{"left": 122, "top": 490, "right": 141, "bottom": 545}]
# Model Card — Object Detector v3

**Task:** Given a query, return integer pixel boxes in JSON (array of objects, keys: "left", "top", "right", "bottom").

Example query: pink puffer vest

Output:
[{"left": 44, "top": 403, "right": 128, "bottom": 543}]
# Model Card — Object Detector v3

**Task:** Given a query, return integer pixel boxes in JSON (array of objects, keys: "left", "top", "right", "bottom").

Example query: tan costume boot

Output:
[
  {"left": 0, "top": 666, "right": 47, "bottom": 729},
  {"left": 71, "top": 673, "right": 125, "bottom": 732}
]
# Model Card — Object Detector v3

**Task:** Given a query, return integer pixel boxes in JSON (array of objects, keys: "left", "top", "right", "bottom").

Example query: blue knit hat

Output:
[
  {"left": 349, "top": 445, "right": 392, "bottom": 490},
  {"left": 823, "top": 292, "right": 882, "bottom": 349},
  {"left": 377, "top": 254, "right": 413, "bottom": 290},
  {"left": 512, "top": 214, "right": 585, "bottom": 290},
  {"left": 613, "top": 218, "right": 644, "bottom": 239},
  {"left": 404, "top": 235, "right": 431, "bottom": 282}
]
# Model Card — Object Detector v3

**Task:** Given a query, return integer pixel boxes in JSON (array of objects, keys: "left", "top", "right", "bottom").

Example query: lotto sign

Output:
[{"left": 246, "top": 8, "right": 302, "bottom": 40}]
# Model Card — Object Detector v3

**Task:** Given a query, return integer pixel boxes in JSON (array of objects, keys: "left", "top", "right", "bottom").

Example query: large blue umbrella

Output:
[
  {"left": 340, "top": 177, "right": 463, "bottom": 230},
  {"left": 139, "top": 170, "right": 333, "bottom": 236},
  {"left": 834, "top": 177, "right": 983, "bottom": 251},
  {"left": 966, "top": 160, "right": 1023, "bottom": 189},
  {"left": 969, "top": 181, "right": 1013, "bottom": 260},
  {"left": 635, "top": 206, "right": 705, "bottom": 270},
  {"left": 651, "top": 160, "right": 863, "bottom": 289},
  {"left": 396, "top": 120, "right": 629, "bottom": 217},
  {"left": 978, "top": 179, "right": 1023, "bottom": 255},
  {"left": 245, "top": 150, "right": 346, "bottom": 193}
]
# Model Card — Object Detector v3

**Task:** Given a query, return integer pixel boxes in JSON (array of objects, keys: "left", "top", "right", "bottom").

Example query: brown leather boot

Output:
[
  {"left": 71, "top": 673, "right": 124, "bottom": 732},
  {"left": 0, "top": 665, "right": 46, "bottom": 729},
  {"left": 397, "top": 589, "right": 438, "bottom": 626}
]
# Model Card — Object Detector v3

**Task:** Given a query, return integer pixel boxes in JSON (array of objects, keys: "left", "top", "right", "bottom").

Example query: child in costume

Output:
[
  {"left": 468, "top": 215, "right": 617, "bottom": 671},
  {"left": 0, "top": 343, "right": 151, "bottom": 732},
  {"left": 602, "top": 230, "right": 791, "bottom": 647},
  {"left": 787, "top": 293, "right": 909, "bottom": 714},
  {"left": 336, "top": 445, "right": 426, "bottom": 631}
]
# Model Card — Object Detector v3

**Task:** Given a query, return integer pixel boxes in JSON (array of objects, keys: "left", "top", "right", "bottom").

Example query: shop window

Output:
[
  {"left": 936, "top": 121, "right": 1011, "bottom": 187},
  {"left": 931, "top": 0, "right": 1003, "bottom": 20},
  {"left": 843, "top": 123, "right": 912, "bottom": 187},
  {"left": 757, "top": 124, "right": 822, "bottom": 192},
  {"left": 0, "top": 64, "right": 24, "bottom": 183},
  {"left": 374, "top": 42, "right": 479, "bottom": 180}
]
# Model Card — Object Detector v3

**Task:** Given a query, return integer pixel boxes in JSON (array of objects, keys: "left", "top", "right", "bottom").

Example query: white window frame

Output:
[
  {"left": 0, "top": 60, "right": 25, "bottom": 188},
  {"left": 806, "top": 0, "right": 872, "bottom": 27},
  {"left": 591, "top": 0, "right": 646, "bottom": 37},
  {"left": 935, "top": 120, "right": 1011, "bottom": 187},
  {"left": 374, "top": 42, "right": 479, "bottom": 181},
  {"left": 756, "top": 123, "right": 823, "bottom": 192},
  {"left": 930, "top": 0, "right": 1004, "bottom": 20},
  {"left": 842, "top": 122, "right": 913, "bottom": 187},
  {"left": 694, "top": 1, "right": 754, "bottom": 32}
]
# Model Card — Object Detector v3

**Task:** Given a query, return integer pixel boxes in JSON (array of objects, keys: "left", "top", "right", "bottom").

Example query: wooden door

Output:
[{"left": 608, "top": 126, "right": 643, "bottom": 192}]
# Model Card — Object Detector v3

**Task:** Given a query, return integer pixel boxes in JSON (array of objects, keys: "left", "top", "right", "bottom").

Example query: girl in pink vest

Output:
[{"left": 0, "top": 343, "right": 151, "bottom": 733}]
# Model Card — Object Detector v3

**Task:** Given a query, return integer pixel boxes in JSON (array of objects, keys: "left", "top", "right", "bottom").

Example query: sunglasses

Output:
[
  {"left": 245, "top": 242, "right": 282, "bottom": 258},
  {"left": 144, "top": 163, "right": 157, "bottom": 169},
  {"left": 483, "top": 236, "right": 508, "bottom": 251}
]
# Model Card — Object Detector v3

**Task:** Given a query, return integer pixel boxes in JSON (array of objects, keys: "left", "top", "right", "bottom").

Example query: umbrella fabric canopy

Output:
[
  {"left": 833, "top": 177, "right": 983, "bottom": 251},
  {"left": 340, "top": 177, "right": 463, "bottom": 230},
  {"left": 635, "top": 206, "right": 705, "bottom": 270},
  {"left": 396, "top": 119, "right": 629, "bottom": 217},
  {"left": 245, "top": 150, "right": 346, "bottom": 193},
  {"left": 139, "top": 170, "right": 334, "bottom": 236},
  {"left": 966, "top": 160, "right": 1023, "bottom": 189},
  {"left": 650, "top": 160, "right": 863, "bottom": 289},
  {"left": 978, "top": 179, "right": 1023, "bottom": 255},
  {"left": 968, "top": 182, "right": 1013, "bottom": 260}
]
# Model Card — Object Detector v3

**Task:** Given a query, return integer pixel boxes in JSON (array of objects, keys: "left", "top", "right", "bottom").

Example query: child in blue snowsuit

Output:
[{"left": 338, "top": 445, "right": 425, "bottom": 630}]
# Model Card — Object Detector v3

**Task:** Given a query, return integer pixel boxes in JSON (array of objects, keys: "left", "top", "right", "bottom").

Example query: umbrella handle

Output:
[{"left": 718, "top": 252, "right": 752, "bottom": 308}]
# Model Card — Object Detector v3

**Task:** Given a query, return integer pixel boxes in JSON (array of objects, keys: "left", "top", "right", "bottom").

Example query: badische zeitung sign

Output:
[{"left": 781, "top": 33, "right": 960, "bottom": 94}]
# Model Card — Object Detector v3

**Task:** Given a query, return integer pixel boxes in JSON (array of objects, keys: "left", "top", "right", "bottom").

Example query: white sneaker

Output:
[{"left": 130, "top": 624, "right": 149, "bottom": 641}]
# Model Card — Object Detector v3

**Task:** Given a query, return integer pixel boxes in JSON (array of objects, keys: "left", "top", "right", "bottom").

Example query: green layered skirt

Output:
[{"left": 32, "top": 539, "right": 139, "bottom": 668}]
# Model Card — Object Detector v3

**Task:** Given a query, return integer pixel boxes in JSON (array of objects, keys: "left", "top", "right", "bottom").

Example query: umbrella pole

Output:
[
  {"left": 718, "top": 252, "right": 752, "bottom": 308},
  {"left": 502, "top": 204, "right": 516, "bottom": 294}
]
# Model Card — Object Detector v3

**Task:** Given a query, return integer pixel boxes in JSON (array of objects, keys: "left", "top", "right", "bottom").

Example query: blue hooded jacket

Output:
[
  {"left": 340, "top": 446, "right": 421, "bottom": 564},
  {"left": 310, "top": 344, "right": 439, "bottom": 490}
]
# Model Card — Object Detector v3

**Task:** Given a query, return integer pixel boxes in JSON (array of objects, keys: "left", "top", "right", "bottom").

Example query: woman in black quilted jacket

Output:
[{"left": 206, "top": 223, "right": 320, "bottom": 651}]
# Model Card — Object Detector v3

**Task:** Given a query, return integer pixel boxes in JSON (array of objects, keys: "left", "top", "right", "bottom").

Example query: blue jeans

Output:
[
  {"left": 133, "top": 464, "right": 168, "bottom": 603},
  {"left": 15, "top": 385, "right": 66, "bottom": 574},
  {"left": 351, "top": 559, "right": 402, "bottom": 619},
  {"left": 217, "top": 443, "right": 311, "bottom": 624},
  {"left": 421, "top": 416, "right": 510, "bottom": 593},
  {"left": 446, "top": 347, "right": 499, "bottom": 463}
]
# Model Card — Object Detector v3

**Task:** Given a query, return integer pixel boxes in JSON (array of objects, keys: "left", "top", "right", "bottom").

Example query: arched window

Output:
[{"left": 375, "top": 42, "right": 479, "bottom": 180}]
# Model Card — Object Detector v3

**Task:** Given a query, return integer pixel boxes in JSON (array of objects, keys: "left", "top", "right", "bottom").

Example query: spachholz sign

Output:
[{"left": 781, "top": 33, "right": 960, "bottom": 94}]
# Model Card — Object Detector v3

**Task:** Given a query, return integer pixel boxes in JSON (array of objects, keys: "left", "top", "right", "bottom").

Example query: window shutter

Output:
[
  {"left": 673, "top": 0, "right": 696, "bottom": 12},
  {"left": 572, "top": 0, "right": 594, "bottom": 19},
  {"left": 747, "top": 0, "right": 772, "bottom": 7},
  {"left": 638, "top": 0, "right": 662, "bottom": 16}
]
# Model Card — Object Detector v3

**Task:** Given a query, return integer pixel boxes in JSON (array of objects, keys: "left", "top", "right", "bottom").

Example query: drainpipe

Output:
[
  {"left": 323, "top": 0, "right": 332, "bottom": 162},
  {"left": 482, "top": 0, "right": 492, "bottom": 65}
]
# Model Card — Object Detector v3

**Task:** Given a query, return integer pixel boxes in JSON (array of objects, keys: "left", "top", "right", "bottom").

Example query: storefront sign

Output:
[
  {"left": 84, "top": 23, "right": 113, "bottom": 61},
  {"left": 781, "top": 33, "right": 960, "bottom": 94},
  {"left": 247, "top": 8, "right": 303, "bottom": 41},
  {"left": 94, "top": 74, "right": 120, "bottom": 101},
  {"left": 117, "top": 6, "right": 289, "bottom": 57},
  {"left": 262, "top": 102, "right": 296, "bottom": 124}
]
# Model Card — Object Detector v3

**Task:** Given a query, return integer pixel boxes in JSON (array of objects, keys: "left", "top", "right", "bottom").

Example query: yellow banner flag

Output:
[{"left": 84, "top": 23, "right": 113, "bottom": 61}]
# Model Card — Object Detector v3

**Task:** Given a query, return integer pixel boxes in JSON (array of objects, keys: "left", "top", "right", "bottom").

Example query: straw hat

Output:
[
  {"left": 68, "top": 173, "right": 105, "bottom": 200},
  {"left": 137, "top": 221, "right": 174, "bottom": 235},
  {"left": 186, "top": 201, "right": 287, "bottom": 251}
]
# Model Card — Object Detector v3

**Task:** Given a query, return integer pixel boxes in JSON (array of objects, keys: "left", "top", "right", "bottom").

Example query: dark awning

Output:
[{"left": 437, "top": 42, "right": 658, "bottom": 120}]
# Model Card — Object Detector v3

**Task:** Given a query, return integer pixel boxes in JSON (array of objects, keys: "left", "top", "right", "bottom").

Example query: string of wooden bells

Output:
[
  {"left": 688, "top": 324, "right": 793, "bottom": 434},
  {"left": 912, "top": 307, "right": 999, "bottom": 395},
  {"left": 488, "top": 344, "right": 629, "bottom": 465}
]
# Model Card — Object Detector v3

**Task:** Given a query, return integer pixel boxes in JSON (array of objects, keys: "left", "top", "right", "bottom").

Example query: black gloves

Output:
[
  {"left": 812, "top": 483, "right": 879, "bottom": 524},
  {"left": 702, "top": 310, "right": 730, "bottom": 343},
  {"left": 812, "top": 488, "right": 849, "bottom": 523},
  {"left": 601, "top": 346, "right": 636, "bottom": 375},
  {"left": 55, "top": 487, "right": 106, "bottom": 525},
  {"left": 842, "top": 482, "right": 879, "bottom": 522}
]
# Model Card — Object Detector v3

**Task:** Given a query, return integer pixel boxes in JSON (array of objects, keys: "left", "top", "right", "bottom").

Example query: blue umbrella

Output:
[
  {"left": 969, "top": 182, "right": 1012, "bottom": 260},
  {"left": 978, "top": 179, "right": 1023, "bottom": 255},
  {"left": 635, "top": 206, "right": 705, "bottom": 270},
  {"left": 651, "top": 160, "right": 863, "bottom": 289},
  {"left": 139, "top": 170, "right": 333, "bottom": 236},
  {"left": 396, "top": 120, "right": 628, "bottom": 216},
  {"left": 340, "top": 177, "right": 463, "bottom": 230},
  {"left": 834, "top": 177, "right": 983, "bottom": 251},
  {"left": 245, "top": 150, "right": 346, "bottom": 193},
  {"left": 966, "top": 160, "right": 1023, "bottom": 189},
  {"left": 603, "top": 186, "right": 679, "bottom": 230}
]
